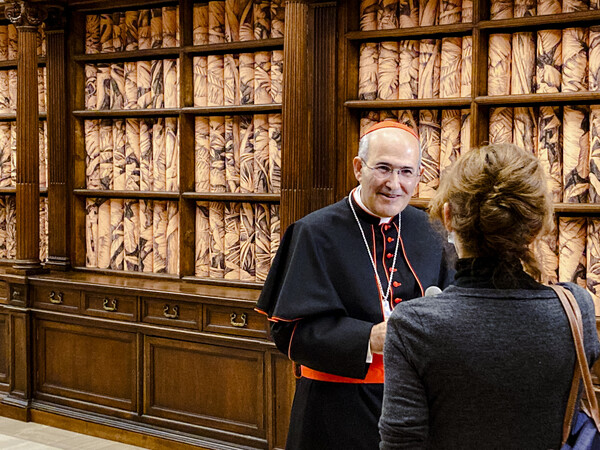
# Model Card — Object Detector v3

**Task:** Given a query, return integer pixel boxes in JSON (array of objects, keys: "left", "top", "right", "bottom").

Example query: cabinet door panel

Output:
[
  {"left": 0, "top": 313, "right": 8, "bottom": 386},
  {"left": 36, "top": 320, "right": 137, "bottom": 412},
  {"left": 144, "top": 336, "right": 265, "bottom": 437}
]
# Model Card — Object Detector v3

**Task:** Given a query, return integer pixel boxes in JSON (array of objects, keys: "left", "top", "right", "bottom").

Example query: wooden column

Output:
[
  {"left": 45, "top": 8, "right": 70, "bottom": 270},
  {"left": 281, "top": 0, "right": 311, "bottom": 231},
  {"left": 311, "top": 3, "right": 337, "bottom": 212},
  {"left": 6, "top": 2, "right": 46, "bottom": 272}
]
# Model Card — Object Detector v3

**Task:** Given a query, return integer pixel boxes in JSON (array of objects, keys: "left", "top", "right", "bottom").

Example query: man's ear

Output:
[
  {"left": 353, "top": 157, "right": 363, "bottom": 182},
  {"left": 443, "top": 202, "right": 453, "bottom": 232}
]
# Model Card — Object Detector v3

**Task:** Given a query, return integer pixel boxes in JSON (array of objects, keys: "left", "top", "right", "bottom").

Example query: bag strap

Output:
[{"left": 549, "top": 285, "right": 600, "bottom": 445}]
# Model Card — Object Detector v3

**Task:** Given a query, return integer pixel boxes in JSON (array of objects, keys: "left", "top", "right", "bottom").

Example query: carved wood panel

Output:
[
  {"left": 143, "top": 336, "right": 265, "bottom": 440},
  {"left": 35, "top": 320, "right": 137, "bottom": 414}
]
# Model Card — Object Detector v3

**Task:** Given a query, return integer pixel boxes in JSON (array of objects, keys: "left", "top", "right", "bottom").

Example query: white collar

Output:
[{"left": 352, "top": 186, "right": 393, "bottom": 225}]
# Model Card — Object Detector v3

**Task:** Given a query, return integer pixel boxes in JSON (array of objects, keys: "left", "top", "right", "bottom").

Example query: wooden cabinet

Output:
[{"left": 1, "top": 271, "right": 293, "bottom": 449}]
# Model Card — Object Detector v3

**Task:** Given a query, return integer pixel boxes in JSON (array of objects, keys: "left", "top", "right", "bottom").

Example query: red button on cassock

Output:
[
  {"left": 387, "top": 237, "right": 394, "bottom": 243},
  {"left": 393, "top": 281, "right": 401, "bottom": 287},
  {"left": 386, "top": 253, "right": 393, "bottom": 259},
  {"left": 384, "top": 225, "right": 390, "bottom": 231},
  {"left": 394, "top": 298, "right": 402, "bottom": 304},
  {"left": 389, "top": 267, "right": 397, "bottom": 273}
]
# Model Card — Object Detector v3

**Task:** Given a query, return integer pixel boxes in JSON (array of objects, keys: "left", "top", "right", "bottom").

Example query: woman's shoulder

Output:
[{"left": 559, "top": 282, "right": 596, "bottom": 317}]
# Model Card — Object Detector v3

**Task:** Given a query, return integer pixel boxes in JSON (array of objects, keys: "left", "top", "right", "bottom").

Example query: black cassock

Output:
[{"left": 256, "top": 193, "right": 455, "bottom": 450}]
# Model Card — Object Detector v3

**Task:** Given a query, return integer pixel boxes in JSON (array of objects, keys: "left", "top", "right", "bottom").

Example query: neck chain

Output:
[{"left": 349, "top": 195, "right": 401, "bottom": 305}]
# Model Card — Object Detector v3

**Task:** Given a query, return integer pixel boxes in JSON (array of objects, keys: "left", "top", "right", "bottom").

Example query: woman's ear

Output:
[{"left": 443, "top": 202, "right": 452, "bottom": 232}]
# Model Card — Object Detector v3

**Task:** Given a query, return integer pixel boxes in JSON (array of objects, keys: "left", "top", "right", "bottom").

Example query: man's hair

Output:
[
  {"left": 429, "top": 143, "right": 554, "bottom": 280},
  {"left": 357, "top": 128, "right": 422, "bottom": 165}
]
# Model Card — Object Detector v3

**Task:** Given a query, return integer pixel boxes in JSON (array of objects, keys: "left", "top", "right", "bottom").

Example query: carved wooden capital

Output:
[{"left": 4, "top": 1, "right": 47, "bottom": 28}]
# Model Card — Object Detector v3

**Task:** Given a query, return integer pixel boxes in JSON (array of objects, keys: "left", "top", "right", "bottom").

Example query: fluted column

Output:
[
  {"left": 45, "top": 8, "right": 69, "bottom": 269},
  {"left": 6, "top": 1, "right": 46, "bottom": 271},
  {"left": 281, "top": 0, "right": 311, "bottom": 231}
]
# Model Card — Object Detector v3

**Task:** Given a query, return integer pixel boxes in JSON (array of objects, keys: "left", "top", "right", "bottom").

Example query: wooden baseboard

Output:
[
  {"left": 0, "top": 400, "right": 30, "bottom": 422},
  {"left": 30, "top": 409, "right": 211, "bottom": 450}
]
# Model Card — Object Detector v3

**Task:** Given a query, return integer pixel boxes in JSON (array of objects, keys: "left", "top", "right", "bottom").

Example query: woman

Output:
[{"left": 379, "top": 143, "right": 600, "bottom": 449}]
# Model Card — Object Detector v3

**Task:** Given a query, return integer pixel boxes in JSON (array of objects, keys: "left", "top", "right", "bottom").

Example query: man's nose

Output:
[{"left": 385, "top": 172, "right": 404, "bottom": 189}]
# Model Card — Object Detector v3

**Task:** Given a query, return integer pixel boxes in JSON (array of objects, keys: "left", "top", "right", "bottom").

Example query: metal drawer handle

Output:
[
  {"left": 49, "top": 291, "right": 63, "bottom": 304},
  {"left": 230, "top": 312, "right": 248, "bottom": 328},
  {"left": 163, "top": 304, "right": 179, "bottom": 319},
  {"left": 103, "top": 298, "right": 118, "bottom": 312}
]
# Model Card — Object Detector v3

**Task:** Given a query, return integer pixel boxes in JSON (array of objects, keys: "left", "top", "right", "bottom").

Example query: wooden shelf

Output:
[
  {"left": 72, "top": 108, "right": 180, "bottom": 118},
  {"left": 478, "top": 9, "right": 600, "bottom": 32},
  {"left": 409, "top": 199, "right": 430, "bottom": 209},
  {"left": 182, "top": 192, "right": 280, "bottom": 202},
  {"left": 73, "top": 47, "right": 181, "bottom": 63},
  {"left": 412, "top": 198, "right": 600, "bottom": 215},
  {"left": 181, "top": 275, "right": 263, "bottom": 290},
  {"left": 346, "top": 23, "right": 473, "bottom": 41},
  {"left": 72, "top": 266, "right": 181, "bottom": 281},
  {"left": 64, "top": 268, "right": 265, "bottom": 291},
  {"left": 183, "top": 38, "right": 284, "bottom": 56},
  {"left": 554, "top": 203, "right": 600, "bottom": 215},
  {"left": 0, "top": 188, "right": 47, "bottom": 195},
  {"left": 0, "top": 57, "right": 46, "bottom": 69},
  {"left": 0, "top": 112, "right": 47, "bottom": 121},
  {"left": 476, "top": 92, "right": 600, "bottom": 107},
  {"left": 68, "top": 0, "right": 178, "bottom": 12},
  {"left": 345, "top": 98, "right": 472, "bottom": 109},
  {"left": 182, "top": 104, "right": 282, "bottom": 115},
  {"left": 73, "top": 189, "right": 179, "bottom": 200}
]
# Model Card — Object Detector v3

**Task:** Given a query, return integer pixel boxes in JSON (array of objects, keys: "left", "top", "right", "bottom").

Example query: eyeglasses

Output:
[{"left": 361, "top": 159, "right": 420, "bottom": 180}]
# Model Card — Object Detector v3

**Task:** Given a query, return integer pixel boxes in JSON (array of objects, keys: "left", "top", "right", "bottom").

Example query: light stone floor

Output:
[{"left": 0, "top": 416, "right": 147, "bottom": 449}]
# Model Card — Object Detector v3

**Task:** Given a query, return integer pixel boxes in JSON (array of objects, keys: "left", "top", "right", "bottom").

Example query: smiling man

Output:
[{"left": 256, "top": 122, "right": 455, "bottom": 450}]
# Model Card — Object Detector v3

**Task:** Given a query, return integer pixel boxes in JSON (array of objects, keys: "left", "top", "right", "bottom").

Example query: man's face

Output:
[{"left": 353, "top": 128, "right": 421, "bottom": 218}]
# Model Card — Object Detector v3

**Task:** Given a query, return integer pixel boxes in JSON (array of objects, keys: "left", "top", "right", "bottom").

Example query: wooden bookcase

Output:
[{"left": 0, "top": 0, "right": 597, "bottom": 449}]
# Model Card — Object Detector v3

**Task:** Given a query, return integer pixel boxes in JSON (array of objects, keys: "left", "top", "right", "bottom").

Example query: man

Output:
[{"left": 255, "top": 122, "right": 455, "bottom": 449}]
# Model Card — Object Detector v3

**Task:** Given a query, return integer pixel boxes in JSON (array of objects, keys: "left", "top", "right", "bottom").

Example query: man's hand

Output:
[{"left": 369, "top": 321, "right": 387, "bottom": 354}]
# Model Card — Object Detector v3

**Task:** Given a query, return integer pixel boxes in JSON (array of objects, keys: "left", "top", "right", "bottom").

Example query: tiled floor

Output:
[{"left": 0, "top": 416, "right": 147, "bottom": 449}]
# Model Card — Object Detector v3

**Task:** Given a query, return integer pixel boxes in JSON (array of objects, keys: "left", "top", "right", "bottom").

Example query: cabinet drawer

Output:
[
  {"left": 83, "top": 292, "right": 137, "bottom": 322},
  {"left": 141, "top": 297, "right": 199, "bottom": 330},
  {"left": 33, "top": 286, "right": 80, "bottom": 313},
  {"left": 203, "top": 305, "right": 268, "bottom": 339}
]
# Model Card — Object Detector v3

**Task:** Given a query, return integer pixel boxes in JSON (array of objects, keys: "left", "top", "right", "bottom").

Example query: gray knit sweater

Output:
[{"left": 379, "top": 282, "right": 600, "bottom": 449}]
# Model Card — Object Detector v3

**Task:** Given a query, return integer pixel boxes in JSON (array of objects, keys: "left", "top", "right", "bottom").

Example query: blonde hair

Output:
[{"left": 429, "top": 143, "right": 554, "bottom": 280}]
